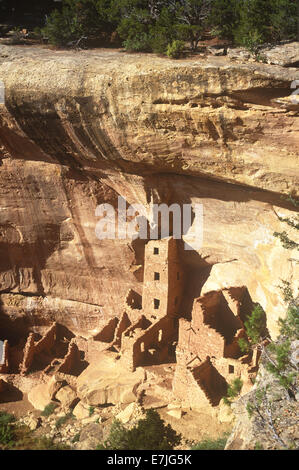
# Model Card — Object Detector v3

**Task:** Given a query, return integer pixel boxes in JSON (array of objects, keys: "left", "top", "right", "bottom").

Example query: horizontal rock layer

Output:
[{"left": 0, "top": 46, "right": 298, "bottom": 338}]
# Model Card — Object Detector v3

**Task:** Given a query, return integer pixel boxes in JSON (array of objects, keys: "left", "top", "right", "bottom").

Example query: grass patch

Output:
[
  {"left": 41, "top": 403, "right": 58, "bottom": 417},
  {"left": 190, "top": 433, "right": 230, "bottom": 450},
  {"left": 0, "top": 410, "right": 71, "bottom": 450},
  {"left": 55, "top": 412, "right": 74, "bottom": 429},
  {"left": 0, "top": 411, "right": 16, "bottom": 447}
]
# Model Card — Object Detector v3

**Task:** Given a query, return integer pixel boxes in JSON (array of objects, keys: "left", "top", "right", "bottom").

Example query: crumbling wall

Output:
[
  {"left": 213, "top": 357, "right": 253, "bottom": 395},
  {"left": 222, "top": 287, "right": 248, "bottom": 316},
  {"left": 192, "top": 358, "right": 227, "bottom": 406},
  {"left": 175, "top": 286, "right": 255, "bottom": 408},
  {"left": 125, "top": 289, "right": 142, "bottom": 310},
  {"left": 34, "top": 322, "right": 57, "bottom": 355},
  {"left": 173, "top": 363, "right": 212, "bottom": 409},
  {"left": 57, "top": 340, "right": 81, "bottom": 375},
  {"left": 19, "top": 333, "right": 35, "bottom": 375},
  {"left": 19, "top": 322, "right": 57, "bottom": 375},
  {"left": 131, "top": 316, "right": 177, "bottom": 370},
  {"left": 112, "top": 312, "right": 131, "bottom": 349},
  {"left": 93, "top": 317, "right": 119, "bottom": 343},
  {"left": 177, "top": 311, "right": 225, "bottom": 364}
]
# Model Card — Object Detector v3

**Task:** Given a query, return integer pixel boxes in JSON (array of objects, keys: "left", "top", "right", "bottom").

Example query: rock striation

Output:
[
  {"left": 0, "top": 45, "right": 297, "bottom": 340},
  {"left": 0, "top": 45, "right": 298, "bottom": 427}
]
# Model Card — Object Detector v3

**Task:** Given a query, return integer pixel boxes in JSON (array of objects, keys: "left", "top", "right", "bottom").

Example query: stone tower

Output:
[{"left": 142, "top": 237, "right": 184, "bottom": 319}]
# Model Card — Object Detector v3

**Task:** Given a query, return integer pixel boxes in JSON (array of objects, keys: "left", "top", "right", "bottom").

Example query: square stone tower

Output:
[{"left": 142, "top": 237, "right": 184, "bottom": 319}]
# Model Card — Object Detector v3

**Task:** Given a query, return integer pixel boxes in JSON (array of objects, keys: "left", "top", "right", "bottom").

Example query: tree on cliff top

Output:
[{"left": 39, "top": 0, "right": 298, "bottom": 49}]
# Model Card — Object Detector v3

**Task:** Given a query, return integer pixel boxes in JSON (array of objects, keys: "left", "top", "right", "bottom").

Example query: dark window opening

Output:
[
  {"left": 154, "top": 247, "right": 159, "bottom": 255},
  {"left": 229, "top": 365, "right": 234, "bottom": 374},
  {"left": 154, "top": 272, "right": 160, "bottom": 281},
  {"left": 154, "top": 299, "right": 160, "bottom": 309}
]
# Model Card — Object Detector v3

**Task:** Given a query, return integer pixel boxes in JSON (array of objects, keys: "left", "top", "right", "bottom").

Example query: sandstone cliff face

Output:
[{"left": 0, "top": 45, "right": 298, "bottom": 339}]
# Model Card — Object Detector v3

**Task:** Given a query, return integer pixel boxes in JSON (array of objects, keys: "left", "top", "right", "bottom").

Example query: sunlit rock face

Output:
[{"left": 0, "top": 46, "right": 298, "bottom": 339}]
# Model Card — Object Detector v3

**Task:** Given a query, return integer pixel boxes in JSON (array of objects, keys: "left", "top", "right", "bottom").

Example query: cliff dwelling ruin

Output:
[{"left": 0, "top": 236, "right": 261, "bottom": 410}]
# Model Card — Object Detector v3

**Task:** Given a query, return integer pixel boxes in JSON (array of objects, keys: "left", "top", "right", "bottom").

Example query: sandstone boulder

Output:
[
  {"left": 47, "top": 374, "right": 65, "bottom": 400},
  {"left": 27, "top": 383, "right": 57, "bottom": 411},
  {"left": 167, "top": 408, "right": 183, "bottom": 419},
  {"left": 227, "top": 47, "right": 251, "bottom": 60},
  {"left": 76, "top": 353, "right": 145, "bottom": 406},
  {"left": 72, "top": 401, "right": 91, "bottom": 420},
  {"left": 207, "top": 46, "right": 226, "bottom": 56},
  {"left": 261, "top": 42, "right": 299, "bottom": 67},
  {"left": 77, "top": 423, "right": 104, "bottom": 450},
  {"left": 23, "top": 415, "right": 41, "bottom": 431},
  {"left": 217, "top": 399, "right": 234, "bottom": 424},
  {"left": 115, "top": 402, "right": 144, "bottom": 424},
  {"left": 55, "top": 385, "right": 78, "bottom": 409}
]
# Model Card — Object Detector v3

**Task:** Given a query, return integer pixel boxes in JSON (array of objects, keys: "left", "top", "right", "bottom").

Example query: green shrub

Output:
[
  {"left": 38, "top": 0, "right": 297, "bottom": 52},
  {"left": 190, "top": 433, "right": 229, "bottom": 450},
  {"left": 278, "top": 304, "right": 299, "bottom": 340},
  {"left": 254, "top": 441, "right": 264, "bottom": 450},
  {"left": 123, "top": 33, "right": 152, "bottom": 52},
  {"left": 41, "top": 7, "right": 79, "bottom": 46},
  {"left": 55, "top": 415, "right": 68, "bottom": 429},
  {"left": 97, "top": 409, "right": 181, "bottom": 450},
  {"left": 41, "top": 0, "right": 108, "bottom": 47},
  {"left": 166, "top": 40, "right": 185, "bottom": 59},
  {"left": 0, "top": 412, "right": 15, "bottom": 447},
  {"left": 238, "top": 29, "right": 264, "bottom": 55},
  {"left": 238, "top": 304, "right": 267, "bottom": 352},
  {"left": 223, "top": 377, "right": 243, "bottom": 406},
  {"left": 41, "top": 403, "right": 58, "bottom": 417},
  {"left": 71, "top": 432, "right": 80, "bottom": 443}
]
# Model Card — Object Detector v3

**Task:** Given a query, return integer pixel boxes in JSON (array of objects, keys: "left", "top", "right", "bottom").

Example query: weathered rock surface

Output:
[
  {"left": 27, "top": 382, "right": 57, "bottom": 411},
  {"left": 78, "top": 422, "right": 103, "bottom": 450},
  {"left": 72, "top": 401, "right": 91, "bottom": 420},
  {"left": 225, "top": 340, "right": 299, "bottom": 450},
  {"left": 55, "top": 385, "right": 77, "bottom": 409},
  {"left": 0, "top": 44, "right": 298, "bottom": 341},
  {"left": 115, "top": 402, "right": 145, "bottom": 424},
  {"left": 76, "top": 352, "right": 145, "bottom": 405},
  {"left": 261, "top": 42, "right": 299, "bottom": 67}
]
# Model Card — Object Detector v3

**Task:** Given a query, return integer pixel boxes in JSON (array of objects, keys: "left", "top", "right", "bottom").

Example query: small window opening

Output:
[
  {"left": 154, "top": 272, "right": 160, "bottom": 281},
  {"left": 154, "top": 247, "right": 159, "bottom": 255},
  {"left": 229, "top": 365, "right": 234, "bottom": 374},
  {"left": 154, "top": 299, "right": 160, "bottom": 309}
]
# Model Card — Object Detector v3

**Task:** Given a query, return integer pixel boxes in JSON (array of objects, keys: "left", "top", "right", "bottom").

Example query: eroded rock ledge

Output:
[{"left": 0, "top": 47, "right": 298, "bottom": 429}]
